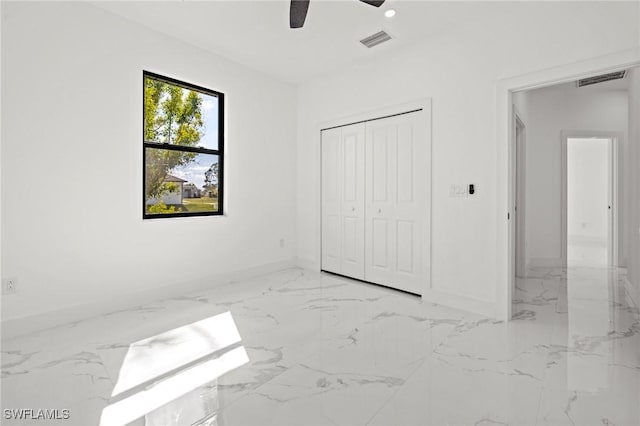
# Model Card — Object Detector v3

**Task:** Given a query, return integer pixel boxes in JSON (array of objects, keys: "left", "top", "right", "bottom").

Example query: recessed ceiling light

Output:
[{"left": 384, "top": 9, "right": 396, "bottom": 18}]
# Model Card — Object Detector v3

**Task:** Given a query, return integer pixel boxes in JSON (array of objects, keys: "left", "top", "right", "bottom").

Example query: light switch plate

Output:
[{"left": 449, "top": 184, "right": 468, "bottom": 197}]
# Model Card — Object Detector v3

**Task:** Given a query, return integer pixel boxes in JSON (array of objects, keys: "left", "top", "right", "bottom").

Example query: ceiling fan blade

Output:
[
  {"left": 290, "top": 0, "right": 310, "bottom": 29},
  {"left": 359, "top": 0, "right": 385, "bottom": 7}
]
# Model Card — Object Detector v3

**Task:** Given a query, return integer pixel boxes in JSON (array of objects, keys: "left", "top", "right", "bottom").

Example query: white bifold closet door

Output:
[
  {"left": 321, "top": 123, "right": 366, "bottom": 280},
  {"left": 321, "top": 109, "right": 428, "bottom": 295},
  {"left": 364, "top": 112, "right": 427, "bottom": 295}
]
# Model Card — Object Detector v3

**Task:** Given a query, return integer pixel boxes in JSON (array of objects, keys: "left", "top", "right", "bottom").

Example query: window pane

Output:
[
  {"left": 144, "top": 76, "right": 219, "bottom": 150},
  {"left": 145, "top": 148, "right": 220, "bottom": 215}
]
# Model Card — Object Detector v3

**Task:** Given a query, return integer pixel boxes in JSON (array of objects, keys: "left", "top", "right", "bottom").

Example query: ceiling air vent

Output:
[
  {"left": 577, "top": 71, "right": 626, "bottom": 87},
  {"left": 360, "top": 30, "right": 392, "bottom": 48}
]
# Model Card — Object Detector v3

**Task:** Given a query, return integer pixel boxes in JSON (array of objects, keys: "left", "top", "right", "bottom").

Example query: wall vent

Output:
[
  {"left": 577, "top": 71, "right": 626, "bottom": 87},
  {"left": 360, "top": 30, "right": 392, "bottom": 48}
]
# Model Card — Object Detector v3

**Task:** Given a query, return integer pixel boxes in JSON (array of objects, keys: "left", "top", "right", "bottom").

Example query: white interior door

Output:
[
  {"left": 365, "top": 112, "right": 426, "bottom": 294},
  {"left": 566, "top": 137, "right": 611, "bottom": 266},
  {"left": 321, "top": 123, "right": 365, "bottom": 279}
]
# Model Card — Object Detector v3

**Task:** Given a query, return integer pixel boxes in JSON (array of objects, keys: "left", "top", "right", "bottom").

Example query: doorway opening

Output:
[
  {"left": 562, "top": 135, "right": 618, "bottom": 267},
  {"left": 502, "top": 61, "right": 636, "bottom": 320}
]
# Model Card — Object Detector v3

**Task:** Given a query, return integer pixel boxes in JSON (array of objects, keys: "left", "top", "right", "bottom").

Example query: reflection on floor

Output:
[
  {"left": 568, "top": 240, "right": 608, "bottom": 266},
  {"left": 2, "top": 266, "right": 639, "bottom": 425}
]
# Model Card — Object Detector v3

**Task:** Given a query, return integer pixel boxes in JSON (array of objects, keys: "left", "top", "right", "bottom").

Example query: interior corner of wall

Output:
[{"left": 295, "top": 256, "right": 318, "bottom": 271}]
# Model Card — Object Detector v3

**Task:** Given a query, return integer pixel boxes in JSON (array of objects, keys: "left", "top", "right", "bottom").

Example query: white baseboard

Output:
[
  {"left": 295, "top": 256, "right": 319, "bottom": 271},
  {"left": 1, "top": 258, "right": 296, "bottom": 340},
  {"left": 421, "top": 287, "right": 495, "bottom": 318},
  {"left": 298, "top": 257, "right": 495, "bottom": 318},
  {"left": 528, "top": 257, "right": 564, "bottom": 268}
]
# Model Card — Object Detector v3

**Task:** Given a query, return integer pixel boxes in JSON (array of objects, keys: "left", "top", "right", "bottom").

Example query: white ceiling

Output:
[{"left": 93, "top": 0, "right": 509, "bottom": 84}]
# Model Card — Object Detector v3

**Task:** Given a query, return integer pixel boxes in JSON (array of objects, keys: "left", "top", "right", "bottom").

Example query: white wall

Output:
[
  {"left": 628, "top": 67, "right": 640, "bottom": 305},
  {"left": 296, "top": 2, "right": 639, "bottom": 313},
  {"left": 0, "top": 0, "right": 3, "bottom": 322},
  {"left": 523, "top": 85, "right": 628, "bottom": 266},
  {"left": 1, "top": 2, "right": 297, "bottom": 322},
  {"left": 567, "top": 138, "right": 610, "bottom": 243}
]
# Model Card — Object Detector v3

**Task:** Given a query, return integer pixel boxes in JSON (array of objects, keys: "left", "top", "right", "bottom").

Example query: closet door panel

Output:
[
  {"left": 372, "top": 218, "right": 388, "bottom": 268},
  {"left": 365, "top": 111, "right": 426, "bottom": 295},
  {"left": 365, "top": 122, "right": 397, "bottom": 285},
  {"left": 396, "top": 220, "right": 414, "bottom": 273},
  {"left": 321, "top": 127, "right": 342, "bottom": 274},
  {"left": 397, "top": 125, "right": 414, "bottom": 203},
  {"left": 340, "top": 124, "right": 366, "bottom": 279},
  {"left": 372, "top": 129, "right": 389, "bottom": 202}
]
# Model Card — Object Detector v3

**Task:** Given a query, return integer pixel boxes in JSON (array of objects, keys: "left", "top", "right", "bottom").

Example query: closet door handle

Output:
[{"left": 351, "top": 207, "right": 355, "bottom": 212}]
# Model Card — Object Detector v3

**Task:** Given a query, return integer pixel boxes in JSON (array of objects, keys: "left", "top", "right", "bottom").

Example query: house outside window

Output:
[{"left": 143, "top": 71, "right": 224, "bottom": 219}]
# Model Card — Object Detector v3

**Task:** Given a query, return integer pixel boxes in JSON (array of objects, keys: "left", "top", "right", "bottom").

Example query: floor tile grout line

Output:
[{"left": 362, "top": 356, "right": 427, "bottom": 426}]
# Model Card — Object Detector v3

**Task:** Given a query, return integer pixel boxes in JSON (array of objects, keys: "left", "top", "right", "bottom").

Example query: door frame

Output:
[
  {"left": 317, "top": 98, "right": 433, "bottom": 294},
  {"left": 560, "top": 131, "right": 621, "bottom": 267},
  {"left": 496, "top": 48, "right": 640, "bottom": 321},
  {"left": 513, "top": 110, "right": 527, "bottom": 277}
]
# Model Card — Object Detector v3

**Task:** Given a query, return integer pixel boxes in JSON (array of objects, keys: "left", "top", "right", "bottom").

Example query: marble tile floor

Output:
[{"left": 1, "top": 266, "right": 639, "bottom": 425}]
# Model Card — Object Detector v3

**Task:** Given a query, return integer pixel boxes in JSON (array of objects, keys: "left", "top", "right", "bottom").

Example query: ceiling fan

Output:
[{"left": 290, "top": 0, "right": 386, "bottom": 29}]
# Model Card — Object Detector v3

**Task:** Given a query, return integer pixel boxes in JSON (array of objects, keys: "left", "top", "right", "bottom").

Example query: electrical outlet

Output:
[
  {"left": 279, "top": 238, "right": 285, "bottom": 249},
  {"left": 2, "top": 278, "right": 18, "bottom": 295}
]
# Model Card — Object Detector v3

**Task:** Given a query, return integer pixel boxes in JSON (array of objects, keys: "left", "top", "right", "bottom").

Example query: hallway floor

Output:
[
  {"left": 2, "top": 266, "right": 639, "bottom": 425},
  {"left": 568, "top": 240, "right": 609, "bottom": 267}
]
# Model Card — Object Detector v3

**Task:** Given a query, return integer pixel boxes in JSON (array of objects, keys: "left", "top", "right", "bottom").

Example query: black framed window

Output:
[{"left": 143, "top": 71, "right": 224, "bottom": 219}]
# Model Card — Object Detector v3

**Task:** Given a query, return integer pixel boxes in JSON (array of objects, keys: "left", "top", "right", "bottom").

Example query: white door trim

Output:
[
  {"left": 561, "top": 131, "right": 621, "bottom": 267},
  {"left": 514, "top": 110, "right": 527, "bottom": 277},
  {"left": 496, "top": 47, "right": 640, "bottom": 321}
]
